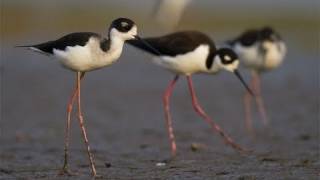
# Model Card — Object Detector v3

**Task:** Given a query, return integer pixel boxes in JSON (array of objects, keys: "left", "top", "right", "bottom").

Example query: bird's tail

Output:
[{"left": 15, "top": 45, "right": 49, "bottom": 55}]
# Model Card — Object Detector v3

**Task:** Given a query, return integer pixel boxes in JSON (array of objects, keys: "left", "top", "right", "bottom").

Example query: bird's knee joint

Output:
[{"left": 67, "top": 105, "right": 73, "bottom": 113}]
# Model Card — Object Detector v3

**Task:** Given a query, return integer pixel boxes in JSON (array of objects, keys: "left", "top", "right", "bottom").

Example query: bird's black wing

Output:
[
  {"left": 228, "top": 29, "right": 259, "bottom": 47},
  {"left": 17, "top": 32, "right": 101, "bottom": 54},
  {"left": 128, "top": 31, "right": 216, "bottom": 57}
]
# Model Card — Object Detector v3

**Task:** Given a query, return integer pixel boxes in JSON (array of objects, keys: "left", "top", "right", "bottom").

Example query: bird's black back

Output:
[
  {"left": 128, "top": 31, "right": 216, "bottom": 57},
  {"left": 228, "top": 29, "right": 259, "bottom": 47},
  {"left": 20, "top": 32, "right": 110, "bottom": 54},
  {"left": 228, "top": 27, "right": 281, "bottom": 47}
]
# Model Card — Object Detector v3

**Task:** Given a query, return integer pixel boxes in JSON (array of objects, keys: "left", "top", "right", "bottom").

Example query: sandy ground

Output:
[{"left": 0, "top": 34, "right": 319, "bottom": 179}]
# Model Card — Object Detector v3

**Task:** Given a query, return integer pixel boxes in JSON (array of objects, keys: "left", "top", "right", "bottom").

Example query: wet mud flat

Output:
[
  {"left": 0, "top": 129, "right": 318, "bottom": 179},
  {"left": 0, "top": 45, "right": 319, "bottom": 179}
]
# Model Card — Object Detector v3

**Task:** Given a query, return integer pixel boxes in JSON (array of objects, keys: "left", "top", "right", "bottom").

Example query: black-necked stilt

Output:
[
  {"left": 17, "top": 18, "right": 143, "bottom": 177},
  {"left": 227, "top": 27, "right": 287, "bottom": 133},
  {"left": 128, "top": 31, "right": 254, "bottom": 156}
]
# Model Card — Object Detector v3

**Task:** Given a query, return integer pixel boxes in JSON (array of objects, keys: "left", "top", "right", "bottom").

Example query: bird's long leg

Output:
[
  {"left": 60, "top": 73, "right": 85, "bottom": 175},
  {"left": 75, "top": 72, "right": 97, "bottom": 177},
  {"left": 186, "top": 76, "right": 249, "bottom": 152},
  {"left": 252, "top": 71, "right": 268, "bottom": 126},
  {"left": 163, "top": 75, "right": 179, "bottom": 157},
  {"left": 243, "top": 77, "right": 254, "bottom": 134}
]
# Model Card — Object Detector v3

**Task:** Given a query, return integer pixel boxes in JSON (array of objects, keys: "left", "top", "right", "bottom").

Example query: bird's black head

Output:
[
  {"left": 109, "top": 18, "right": 138, "bottom": 40},
  {"left": 111, "top": 18, "right": 135, "bottom": 32},
  {"left": 216, "top": 48, "right": 239, "bottom": 66},
  {"left": 206, "top": 48, "right": 238, "bottom": 71},
  {"left": 214, "top": 48, "right": 254, "bottom": 96},
  {"left": 260, "top": 26, "right": 280, "bottom": 42}
]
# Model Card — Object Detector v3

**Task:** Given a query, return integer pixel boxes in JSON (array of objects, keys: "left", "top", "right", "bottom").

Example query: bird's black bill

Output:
[
  {"left": 134, "top": 35, "right": 162, "bottom": 56},
  {"left": 234, "top": 70, "right": 254, "bottom": 96}
]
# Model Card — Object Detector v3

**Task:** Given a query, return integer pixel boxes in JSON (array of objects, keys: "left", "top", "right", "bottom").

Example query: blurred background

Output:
[{"left": 0, "top": 0, "right": 319, "bottom": 179}]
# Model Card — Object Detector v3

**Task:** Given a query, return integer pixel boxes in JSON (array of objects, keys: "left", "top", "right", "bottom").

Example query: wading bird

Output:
[
  {"left": 128, "top": 31, "right": 254, "bottom": 156},
  {"left": 228, "top": 27, "right": 286, "bottom": 133},
  {"left": 17, "top": 18, "right": 144, "bottom": 177}
]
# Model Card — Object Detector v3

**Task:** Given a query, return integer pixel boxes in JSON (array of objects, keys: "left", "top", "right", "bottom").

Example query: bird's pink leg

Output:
[
  {"left": 243, "top": 78, "right": 254, "bottom": 134},
  {"left": 252, "top": 71, "right": 268, "bottom": 126},
  {"left": 60, "top": 73, "right": 85, "bottom": 175},
  {"left": 186, "top": 76, "right": 249, "bottom": 153},
  {"left": 163, "top": 75, "right": 179, "bottom": 157},
  {"left": 75, "top": 72, "right": 97, "bottom": 177}
]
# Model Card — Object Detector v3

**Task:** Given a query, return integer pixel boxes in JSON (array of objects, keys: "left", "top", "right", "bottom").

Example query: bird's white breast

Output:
[
  {"left": 234, "top": 41, "right": 286, "bottom": 71},
  {"left": 152, "top": 44, "right": 210, "bottom": 75},
  {"left": 263, "top": 41, "right": 286, "bottom": 70},
  {"left": 53, "top": 37, "right": 123, "bottom": 72}
]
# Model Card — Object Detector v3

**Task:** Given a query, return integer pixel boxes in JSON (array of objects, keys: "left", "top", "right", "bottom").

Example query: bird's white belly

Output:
[
  {"left": 152, "top": 45, "right": 209, "bottom": 75},
  {"left": 263, "top": 42, "right": 286, "bottom": 70},
  {"left": 53, "top": 39, "right": 122, "bottom": 72}
]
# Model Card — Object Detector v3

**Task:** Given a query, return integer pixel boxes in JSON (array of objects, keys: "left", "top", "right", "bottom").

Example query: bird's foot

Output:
[
  {"left": 58, "top": 167, "right": 78, "bottom": 176},
  {"left": 93, "top": 174, "right": 103, "bottom": 179}
]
